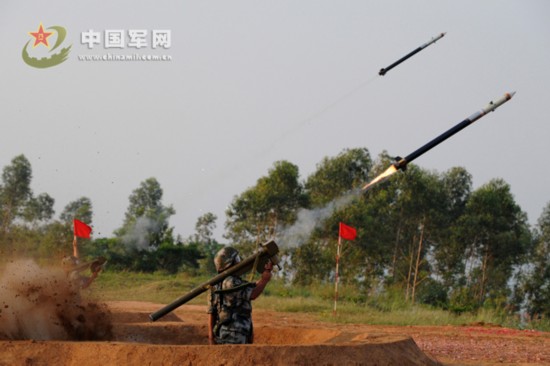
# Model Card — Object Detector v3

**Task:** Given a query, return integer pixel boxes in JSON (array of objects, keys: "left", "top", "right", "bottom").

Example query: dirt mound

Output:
[
  {"left": 0, "top": 338, "right": 437, "bottom": 366},
  {"left": 0, "top": 300, "right": 440, "bottom": 366}
]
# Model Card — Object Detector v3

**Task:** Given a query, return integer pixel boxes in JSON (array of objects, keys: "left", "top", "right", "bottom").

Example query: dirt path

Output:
[{"left": 1, "top": 300, "right": 548, "bottom": 365}]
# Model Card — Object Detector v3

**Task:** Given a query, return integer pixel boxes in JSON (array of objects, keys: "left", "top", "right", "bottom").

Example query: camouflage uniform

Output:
[{"left": 207, "top": 275, "right": 256, "bottom": 344}]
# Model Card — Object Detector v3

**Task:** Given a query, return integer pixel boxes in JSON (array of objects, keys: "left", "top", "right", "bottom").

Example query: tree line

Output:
[{"left": 0, "top": 151, "right": 548, "bottom": 319}]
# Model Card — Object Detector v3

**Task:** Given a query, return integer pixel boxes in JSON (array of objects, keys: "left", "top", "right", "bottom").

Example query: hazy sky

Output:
[{"left": 2, "top": 1, "right": 549, "bottom": 241}]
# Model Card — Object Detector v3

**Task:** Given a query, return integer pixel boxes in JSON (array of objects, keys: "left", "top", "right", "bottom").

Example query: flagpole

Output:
[{"left": 333, "top": 235, "right": 342, "bottom": 316}]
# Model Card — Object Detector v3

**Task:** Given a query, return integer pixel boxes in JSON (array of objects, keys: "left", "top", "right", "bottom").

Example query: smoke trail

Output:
[
  {"left": 276, "top": 189, "right": 361, "bottom": 248},
  {"left": 121, "top": 216, "right": 161, "bottom": 250}
]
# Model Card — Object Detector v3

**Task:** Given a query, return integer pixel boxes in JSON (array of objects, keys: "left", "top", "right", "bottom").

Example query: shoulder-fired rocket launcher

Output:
[{"left": 149, "top": 240, "right": 280, "bottom": 322}]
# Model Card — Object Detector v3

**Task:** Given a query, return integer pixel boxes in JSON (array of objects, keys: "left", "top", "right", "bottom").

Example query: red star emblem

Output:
[{"left": 28, "top": 23, "right": 53, "bottom": 48}]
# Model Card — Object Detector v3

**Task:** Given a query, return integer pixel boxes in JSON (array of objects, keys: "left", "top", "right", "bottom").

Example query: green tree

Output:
[
  {"left": 194, "top": 212, "right": 217, "bottom": 244},
  {"left": 454, "top": 179, "right": 531, "bottom": 307},
  {"left": 291, "top": 238, "right": 336, "bottom": 285},
  {"left": 225, "top": 161, "right": 306, "bottom": 253},
  {"left": 192, "top": 212, "right": 223, "bottom": 274},
  {"left": 305, "top": 148, "right": 372, "bottom": 206},
  {"left": 36, "top": 221, "right": 75, "bottom": 259},
  {"left": 376, "top": 164, "right": 448, "bottom": 303},
  {"left": 60, "top": 197, "right": 93, "bottom": 225},
  {"left": 0, "top": 155, "right": 33, "bottom": 234},
  {"left": 432, "top": 167, "right": 473, "bottom": 289},
  {"left": 116, "top": 177, "right": 175, "bottom": 249},
  {"left": 442, "top": 167, "right": 472, "bottom": 220},
  {"left": 516, "top": 202, "right": 550, "bottom": 318},
  {"left": 155, "top": 241, "right": 204, "bottom": 274},
  {"left": 22, "top": 193, "right": 55, "bottom": 226}
]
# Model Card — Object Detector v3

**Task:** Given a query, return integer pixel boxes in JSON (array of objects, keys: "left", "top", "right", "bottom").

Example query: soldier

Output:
[
  {"left": 207, "top": 247, "right": 273, "bottom": 345},
  {"left": 61, "top": 255, "right": 102, "bottom": 293}
]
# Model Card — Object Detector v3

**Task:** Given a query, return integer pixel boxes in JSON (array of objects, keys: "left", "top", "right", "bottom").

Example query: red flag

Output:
[
  {"left": 339, "top": 222, "right": 357, "bottom": 240},
  {"left": 73, "top": 219, "right": 92, "bottom": 239}
]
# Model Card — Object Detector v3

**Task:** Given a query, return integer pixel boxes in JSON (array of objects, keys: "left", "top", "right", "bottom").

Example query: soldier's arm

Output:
[
  {"left": 207, "top": 288, "right": 217, "bottom": 345},
  {"left": 80, "top": 271, "right": 99, "bottom": 289},
  {"left": 251, "top": 261, "right": 272, "bottom": 300},
  {"left": 73, "top": 236, "right": 79, "bottom": 259}
]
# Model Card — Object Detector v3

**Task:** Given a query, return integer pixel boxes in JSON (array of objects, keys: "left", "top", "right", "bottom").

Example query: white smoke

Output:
[
  {"left": 276, "top": 189, "right": 361, "bottom": 248},
  {"left": 122, "top": 216, "right": 161, "bottom": 250}
]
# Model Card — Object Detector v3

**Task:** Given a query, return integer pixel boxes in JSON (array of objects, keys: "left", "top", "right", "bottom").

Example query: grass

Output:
[
  {"left": 89, "top": 271, "right": 209, "bottom": 306},
  {"left": 89, "top": 270, "right": 550, "bottom": 332}
]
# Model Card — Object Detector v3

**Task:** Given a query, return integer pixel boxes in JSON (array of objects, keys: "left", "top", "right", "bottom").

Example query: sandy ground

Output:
[
  {"left": 1, "top": 300, "right": 549, "bottom": 366},
  {"left": 0, "top": 260, "right": 548, "bottom": 365}
]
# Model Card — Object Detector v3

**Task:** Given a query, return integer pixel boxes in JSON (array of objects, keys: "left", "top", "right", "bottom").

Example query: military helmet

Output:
[{"left": 214, "top": 247, "right": 241, "bottom": 272}]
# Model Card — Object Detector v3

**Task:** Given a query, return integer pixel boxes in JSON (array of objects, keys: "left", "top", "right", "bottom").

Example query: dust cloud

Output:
[{"left": 0, "top": 259, "right": 112, "bottom": 341}]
